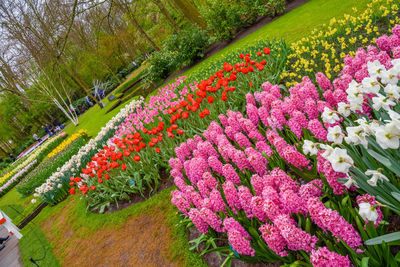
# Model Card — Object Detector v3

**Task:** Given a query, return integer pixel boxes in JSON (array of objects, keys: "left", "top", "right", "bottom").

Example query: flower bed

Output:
[
  {"left": 167, "top": 23, "right": 400, "bottom": 267},
  {"left": 46, "top": 130, "right": 87, "bottom": 159},
  {"left": 23, "top": 0, "right": 400, "bottom": 265},
  {"left": 0, "top": 160, "right": 37, "bottom": 197},
  {"left": 0, "top": 134, "right": 65, "bottom": 197},
  {"left": 66, "top": 43, "right": 284, "bottom": 212},
  {"left": 17, "top": 131, "right": 89, "bottom": 198},
  {"left": 32, "top": 98, "right": 144, "bottom": 205},
  {"left": 281, "top": 0, "right": 400, "bottom": 86}
]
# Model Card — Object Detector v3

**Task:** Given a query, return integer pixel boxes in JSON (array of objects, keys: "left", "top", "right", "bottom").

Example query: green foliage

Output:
[
  {"left": 145, "top": 26, "right": 210, "bottom": 83},
  {"left": 165, "top": 26, "right": 210, "bottom": 67},
  {"left": 200, "top": 0, "right": 243, "bottom": 42},
  {"left": 146, "top": 50, "right": 180, "bottom": 83},
  {"left": 265, "top": 0, "right": 286, "bottom": 17},
  {"left": 17, "top": 136, "right": 88, "bottom": 197},
  {"left": 200, "top": 0, "right": 285, "bottom": 42}
]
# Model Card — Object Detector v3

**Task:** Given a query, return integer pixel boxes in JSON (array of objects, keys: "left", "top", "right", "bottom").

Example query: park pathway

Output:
[{"left": 0, "top": 226, "right": 22, "bottom": 267}]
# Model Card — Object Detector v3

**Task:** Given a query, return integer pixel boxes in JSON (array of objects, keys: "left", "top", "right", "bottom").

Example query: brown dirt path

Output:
[{"left": 40, "top": 198, "right": 183, "bottom": 267}]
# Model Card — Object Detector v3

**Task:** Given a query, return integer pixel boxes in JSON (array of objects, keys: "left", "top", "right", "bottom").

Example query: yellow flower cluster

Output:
[
  {"left": 47, "top": 130, "right": 88, "bottom": 159},
  {"left": 280, "top": 0, "right": 400, "bottom": 87},
  {"left": 0, "top": 134, "right": 65, "bottom": 185},
  {"left": 0, "top": 170, "right": 16, "bottom": 184}
]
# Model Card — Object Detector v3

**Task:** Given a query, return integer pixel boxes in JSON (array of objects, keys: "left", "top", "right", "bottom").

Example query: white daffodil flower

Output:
[
  {"left": 358, "top": 202, "right": 379, "bottom": 223},
  {"left": 388, "top": 110, "right": 400, "bottom": 130},
  {"left": 365, "top": 169, "right": 389, "bottom": 186},
  {"left": 384, "top": 84, "right": 400, "bottom": 99},
  {"left": 361, "top": 76, "right": 381, "bottom": 94},
  {"left": 344, "top": 176, "right": 358, "bottom": 189},
  {"left": 345, "top": 126, "right": 368, "bottom": 148},
  {"left": 322, "top": 107, "right": 340, "bottom": 124},
  {"left": 327, "top": 125, "right": 344, "bottom": 144},
  {"left": 347, "top": 84, "right": 364, "bottom": 112},
  {"left": 337, "top": 102, "right": 351, "bottom": 117},
  {"left": 356, "top": 117, "right": 378, "bottom": 135},
  {"left": 381, "top": 68, "right": 399, "bottom": 86},
  {"left": 303, "top": 140, "right": 318, "bottom": 156},
  {"left": 372, "top": 93, "right": 395, "bottom": 111},
  {"left": 375, "top": 123, "right": 400, "bottom": 149},
  {"left": 320, "top": 144, "right": 334, "bottom": 158},
  {"left": 367, "top": 60, "right": 386, "bottom": 79},
  {"left": 326, "top": 147, "right": 354, "bottom": 173}
]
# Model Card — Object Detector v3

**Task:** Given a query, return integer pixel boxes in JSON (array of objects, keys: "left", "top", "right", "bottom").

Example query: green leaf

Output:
[
  {"left": 365, "top": 232, "right": 400, "bottom": 245},
  {"left": 367, "top": 149, "right": 400, "bottom": 176},
  {"left": 395, "top": 251, "right": 400, "bottom": 262},
  {"left": 361, "top": 257, "right": 369, "bottom": 267}
]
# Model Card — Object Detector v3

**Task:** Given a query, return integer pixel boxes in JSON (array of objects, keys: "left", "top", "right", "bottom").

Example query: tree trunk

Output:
[
  {"left": 169, "top": 0, "right": 206, "bottom": 29},
  {"left": 154, "top": 0, "right": 180, "bottom": 33}
]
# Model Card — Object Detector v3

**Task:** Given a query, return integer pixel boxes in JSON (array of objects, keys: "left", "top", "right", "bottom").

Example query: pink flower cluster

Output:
[
  {"left": 310, "top": 246, "right": 351, "bottom": 267},
  {"left": 307, "top": 197, "right": 363, "bottom": 250}
]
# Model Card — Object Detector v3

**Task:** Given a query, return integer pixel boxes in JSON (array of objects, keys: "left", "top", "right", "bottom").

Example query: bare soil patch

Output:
[{"left": 40, "top": 199, "right": 182, "bottom": 267}]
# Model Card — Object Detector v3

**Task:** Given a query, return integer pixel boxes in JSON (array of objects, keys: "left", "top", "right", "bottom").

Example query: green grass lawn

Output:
[
  {"left": 181, "top": 0, "right": 371, "bottom": 78},
  {"left": 113, "top": 63, "right": 149, "bottom": 96},
  {"left": 63, "top": 97, "right": 131, "bottom": 137}
]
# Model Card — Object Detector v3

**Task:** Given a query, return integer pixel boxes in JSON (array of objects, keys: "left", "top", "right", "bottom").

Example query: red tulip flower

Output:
[
  {"left": 133, "top": 155, "right": 140, "bottom": 161},
  {"left": 69, "top": 188, "right": 76, "bottom": 195}
]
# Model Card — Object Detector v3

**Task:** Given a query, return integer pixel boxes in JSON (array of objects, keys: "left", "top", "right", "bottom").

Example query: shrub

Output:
[
  {"left": 145, "top": 50, "right": 180, "bottom": 83},
  {"left": 266, "top": 0, "right": 286, "bottom": 17},
  {"left": 145, "top": 26, "right": 210, "bottom": 83},
  {"left": 165, "top": 25, "right": 210, "bottom": 67},
  {"left": 200, "top": 0, "right": 243, "bottom": 42}
]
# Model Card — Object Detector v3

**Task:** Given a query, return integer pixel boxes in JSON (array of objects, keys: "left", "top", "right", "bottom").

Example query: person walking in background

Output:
[
  {"left": 42, "top": 125, "right": 52, "bottom": 137},
  {"left": 32, "top": 133, "right": 42, "bottom": 143},
  {"left": 52, "top": 117, "right": 64, "bottom": 131},
  {"left": 46, "top": 123, "right": 55, "bottom": 135}
]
